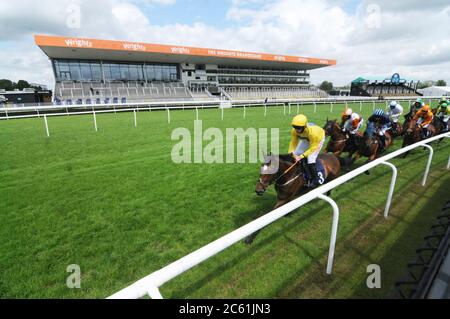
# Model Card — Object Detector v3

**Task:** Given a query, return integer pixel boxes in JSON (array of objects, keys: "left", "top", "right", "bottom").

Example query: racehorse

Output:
[
  {"left": 432, "top": 114, "right": 446, "bottom": 135},
  {"left": 390, "top": 121, "right": 404, "bottom": 138},
  {"left": 323, "top": 119, "right": 360, "bottom": 158},
  {"left": 403, "top": 118, "right": 436, "bottom": 148},
  {"left": 247, "top": 153, "right": 343, "bottom": 244},
  {"left": 352, "top": 122, "right": 393, "bottom": 163}
]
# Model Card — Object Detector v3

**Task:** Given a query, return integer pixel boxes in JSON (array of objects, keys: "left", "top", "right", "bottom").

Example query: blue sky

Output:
[
  {"left": 138, "top": 0, "right": 234, "bottom": 27},
  {"left": 137, "top": 0, "right": 361, "bottom": 26}
]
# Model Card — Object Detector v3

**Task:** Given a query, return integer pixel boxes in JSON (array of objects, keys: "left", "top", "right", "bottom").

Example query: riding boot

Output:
[
  {"left": 307, "top": 163, "right": 320, "bottom": 187},
  {"left": 379, "top": 135, "right": 386, "bottom": 151},
  {"left": 421, "top": 128, "right": 428, "bottom": 139}
]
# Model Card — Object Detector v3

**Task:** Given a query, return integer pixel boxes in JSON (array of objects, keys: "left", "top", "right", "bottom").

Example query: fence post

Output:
[
  {"left": 134, "top": 109, "right": 137, "bottom": 127},
  {"left": 93, "top": 111, "right": 98, "bottom": 132},
  {"left": 43, "top": 115, "right": 49, "bottom": 137},
  {"left": 317, "top": 194, "right": 340, "bottom": 275},
  {"left": 421, "top": 144, "right": 433, "bottom": 186},
  {"left": 380, "top": 161, "right": 398, "bottom": 218}
]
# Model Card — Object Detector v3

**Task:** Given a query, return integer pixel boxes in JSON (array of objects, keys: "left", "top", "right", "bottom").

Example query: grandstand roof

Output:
[
  {"left": 35, "top": 35, "right": 336, "bottom": 71},
  {"left": 352, "top": 76, "right": 417, "bottom": 84}
]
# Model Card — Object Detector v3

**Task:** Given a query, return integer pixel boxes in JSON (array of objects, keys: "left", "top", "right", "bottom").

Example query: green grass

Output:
[{"left": 0, "top": 101, "right": 449, "bottom": 299}]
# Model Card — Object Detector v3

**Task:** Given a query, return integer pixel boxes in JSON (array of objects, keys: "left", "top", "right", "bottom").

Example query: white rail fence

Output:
[
  {"left": 0, "top": 96, "right": 443, "bottom": 121},
  {"left": 1, "top": 98, "right": 443, "bottom": 138},
  {"left": 108, "top": 132, "right": 450, "bottom": 299}
]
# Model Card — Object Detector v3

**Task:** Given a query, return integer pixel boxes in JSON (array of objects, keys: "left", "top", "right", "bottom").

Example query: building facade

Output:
[{"left": 35, "top": 35, "right": 336, "bottom": 102}]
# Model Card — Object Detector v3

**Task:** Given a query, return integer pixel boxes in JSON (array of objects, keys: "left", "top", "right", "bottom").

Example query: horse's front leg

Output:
[{"left": 352, "top": 151, "right": 361, "bottom": 164}]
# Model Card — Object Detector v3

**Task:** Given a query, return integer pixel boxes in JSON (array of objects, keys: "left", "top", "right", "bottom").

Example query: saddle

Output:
[{"left": 299, "top": 159, "right": 326, "bottom": 187}]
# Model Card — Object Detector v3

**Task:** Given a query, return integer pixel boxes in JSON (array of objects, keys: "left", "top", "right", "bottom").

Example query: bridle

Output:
[{"left": 258, "top": 159, "right": 302, "bottom": 190}]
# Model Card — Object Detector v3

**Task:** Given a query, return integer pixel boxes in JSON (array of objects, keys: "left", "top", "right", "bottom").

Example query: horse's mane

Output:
[{"left": 277, "top": 154, "right": 296, "bottom": 163}]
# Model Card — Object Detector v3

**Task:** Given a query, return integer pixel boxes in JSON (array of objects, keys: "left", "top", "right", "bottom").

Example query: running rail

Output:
[
  {"left": 108, "top": 132, "right": 450, "bottom": 299},
  {"left": 0, "top": 96, "right": 443, "bottom": 119}
]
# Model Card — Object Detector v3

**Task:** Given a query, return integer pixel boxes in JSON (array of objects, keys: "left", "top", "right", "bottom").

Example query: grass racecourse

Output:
[{"left": 0, "top": 101, "right": 449, "bottom": 299}]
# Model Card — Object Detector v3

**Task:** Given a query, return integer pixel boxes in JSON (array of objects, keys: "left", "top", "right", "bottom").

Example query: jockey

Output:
[
  {"left": 388, "top": 100, "right": 403, "bottom": 135},
  {"left": 388, "top": 101, "right": 403, "bottom": 123},
  {"left": 437, "top": 102, "right": 450, "bottom": 132},
  {"left": 342, "top": 113, "right": 364, "bottom": 136},
  {"left": 289, "top": 114, "right": 326, "bottom": 187},
  {"left": 340, "top": 108, "right": 353, "bottom": 126},
  {"left": 407, "top": 98, "right": 424, "bottom": 119},
  {"left": 412, "top": 104, "right": 434, "bottom": 139},
  {"left": 438, "top": 96, "right": 449, "bottom": 108},
  {"left": 368, "top": 109, "right": 391, "bottom": 150}
]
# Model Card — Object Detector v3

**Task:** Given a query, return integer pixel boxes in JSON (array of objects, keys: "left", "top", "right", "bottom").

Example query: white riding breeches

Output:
[
  {"left": 294, "top": 138, "right": 325, "bottom": 164},
  {"left": 344, "top": 119, "right": 364, "bottom": 134},
  {"left": 390, "top": 114, "right": 400, "bottom": 123},
  {"left": 417, "top": 118, "right": 430, "bottom": 128}
]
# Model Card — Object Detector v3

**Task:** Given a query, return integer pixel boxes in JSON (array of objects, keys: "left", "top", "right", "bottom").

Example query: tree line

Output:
[{"left": 0, "top": 79, "right": 44, "bottom": 91}]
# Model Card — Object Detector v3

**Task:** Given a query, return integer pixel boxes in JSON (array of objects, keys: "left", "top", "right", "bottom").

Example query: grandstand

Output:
[
  {"left": 350, "top": 74, "right": 420, "bottom": 97},
  {"left": 35, "top": 35, "right": 335, "bottom": 104}
]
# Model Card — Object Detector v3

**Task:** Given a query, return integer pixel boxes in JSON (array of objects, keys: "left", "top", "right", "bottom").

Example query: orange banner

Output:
[{"left": 35, "top": 34, "right": 336, "bottom": 66}]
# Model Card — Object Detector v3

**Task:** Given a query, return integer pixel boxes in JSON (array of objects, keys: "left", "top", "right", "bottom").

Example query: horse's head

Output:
[
  {"left": 406, "top": 119, "right": 417, "bottom": 134},
  {"left": 255, "top": 154, "right": 280, "bottom": 196},
  {"left": 323, "top": 118, "right": 338, "bottom": 136}
]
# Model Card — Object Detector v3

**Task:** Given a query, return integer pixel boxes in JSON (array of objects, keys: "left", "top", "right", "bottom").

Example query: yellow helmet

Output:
[{"left": 292, "top": 114, "right": 308, "bottom": 127}]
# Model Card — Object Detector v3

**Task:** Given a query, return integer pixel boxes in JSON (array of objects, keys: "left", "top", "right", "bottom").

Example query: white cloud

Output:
[{"left": 1, "top": 0, "right": 449, "bottom": 89}]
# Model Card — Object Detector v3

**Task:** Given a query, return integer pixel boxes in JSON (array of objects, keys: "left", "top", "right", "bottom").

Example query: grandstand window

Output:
[
  {"left": 91, "top": 63, "right": 102, "bottom": 81},
  {"left": 120, "top": 65, "right": 130, "bottom": 80},
  {"left": 162, "top": 66, "right": 170, "bottom": 82},
  {"left": 110, "top": 64, "right": 121, "bottom": 81},
  {"left": 129, "top": 64, "right": 142, "bottom": 81},
  {"left": 69, "top": 61, "right": 81, "bottom": 81},
  {"left": 103, "top": 64, "right": 112, "bottom": 80},
  {"left": 80, "top": 62, "right": 92, "bottom": 81},
  {"left": 145, "top": 65, "right": 155, "bottom": 81},
  {"left": 155, "top": 66, "right": 163, "bottom": 81}
]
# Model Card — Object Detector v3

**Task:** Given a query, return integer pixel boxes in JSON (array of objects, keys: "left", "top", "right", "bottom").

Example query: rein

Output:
[
  {"left": 274, "top": 161, "right": 300, "bottom": 184},
  {"left": 259, "top": 159, "right": 302, "bottom": 189}
]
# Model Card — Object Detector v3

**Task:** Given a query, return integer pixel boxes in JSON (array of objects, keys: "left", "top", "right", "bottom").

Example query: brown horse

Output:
[
  {"left": 323, "top": 119, "right": 361, "bottom": 158},
  {"left": 353, "top": 123, "right": 393, "bottom": 163},
  {"left": 390, "top": 121, "right": 404, "bottom": 138},
  {"left": 403, "top": 118, "right": 436, "bottom": 148},
  {"left": 247, "top": 153, "right": 342, "bottom": 244},
  {"left": 432, "top": 114, "right": 447, "bottom": 135}
]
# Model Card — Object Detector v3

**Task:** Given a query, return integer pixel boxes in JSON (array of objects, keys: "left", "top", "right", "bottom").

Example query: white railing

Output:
[
  {"left": 0, "top": 96, "right": 442, "bottom": 121},
  {"left": 0, "top": 96, "right": 442, "bottom": 113},
  {"left": 108, "top": 132, "right": 450, "bottom": 299}
]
